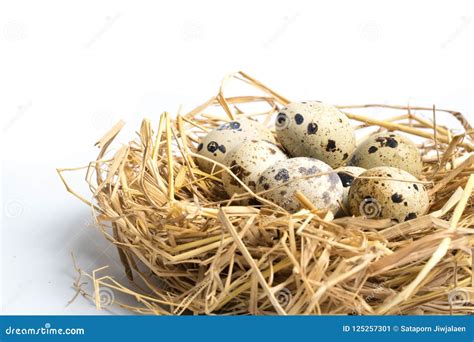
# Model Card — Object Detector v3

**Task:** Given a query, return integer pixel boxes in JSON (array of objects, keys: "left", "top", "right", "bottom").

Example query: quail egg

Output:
[
  {"left": 336, "top": 166, "right": 366, "bottom": 213},
  {"left": 196, "top": 118, "right": 275, "bottom": 173},
  {"left": 256, "top": 157, "right": 343, "bottom": 213},
  {"left": 348, "top": 132, "right": 422, "bottom": 177},
  {"left": 222, "top": 140, "right": 288, "bottom": 198},
  {"left": 348, "top": 166, "right": 429, "bottom": 223},
  {"left": 275, "top": 101, "right": 356, "bottom": 168}
]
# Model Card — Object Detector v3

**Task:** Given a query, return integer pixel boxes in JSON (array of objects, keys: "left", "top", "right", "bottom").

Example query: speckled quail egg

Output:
[
  {"left": 256, "top": 157, "right": 343, "bottom": 213},
  {"left": 336, "top": 166, "right": 366, "bottom": 213},
  {"left": 196, "top": 118, "right": 276, "bottom": 173},
  {"left": 275, "top": 101, "right": 356, "bottom": 168},
  {"left": 222, "top": 140, "right": 288, "bottom": 198},
  {"left": 348, "top": 166, "right": 429, "bottom": 223},
  {"left": 348, "top": 132, "right": 423, "bottom": 177}
]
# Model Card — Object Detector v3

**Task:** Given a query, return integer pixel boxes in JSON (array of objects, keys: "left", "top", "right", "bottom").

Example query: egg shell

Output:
[
  {"left": 348, "top": 166, "right": 429, "bottom": 223},
  {"left": 196, "top": 118, "right": 276, "bottom": 173},
  {"left": 348, "top": 132, "right": 423, "bottom": 177},
  {"left": 222, "top": 140, "right": 288, "bottom": 198},
  {"left": 256, "top": 157, "right": 343, "bottom": 213},
  {"left": 336, "top": 166, "right": 366, "bottom": 213},
  {"left": 275, "top": 101, "right": 356, "bottom": 168}
]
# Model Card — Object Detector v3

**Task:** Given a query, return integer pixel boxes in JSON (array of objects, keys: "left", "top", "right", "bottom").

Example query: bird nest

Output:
[{"left": 58, "top": 71, "right": 474, "bottom": 315}]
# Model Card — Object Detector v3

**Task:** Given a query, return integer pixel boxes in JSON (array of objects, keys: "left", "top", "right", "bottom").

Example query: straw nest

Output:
[{"left": 58, "top": 71, "right": 474, "bottom": 315}]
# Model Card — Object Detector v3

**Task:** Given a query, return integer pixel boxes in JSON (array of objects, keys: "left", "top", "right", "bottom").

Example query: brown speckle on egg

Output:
[
  {"left": 348, "top": 132, "right": 422, "bottom": 177},
  {"left": 257, "top": 157, "right": 343, "bottom": 213},
  {"left": 276, "top": 102, "right": 356, "bottom": 168},
  {"left": 207, "top": 141, "right": 219, "bottom": 153},
  {"left": 348, "top": 167, "right": 429, "bottom": 222},
  {"left": 307, "top": 122, "right": 318, "bottom": 135},
  {"left": 335, "top": 166, "right": 366, "bottom": 216},
  {"left": 338, "top": 172, "right": 355, "bottom": 188},
  {"left": 298, "top": 165, "right": 318, "bottom": 175},
  {"left": 391, "top": 193, "right": 404, "bottom": 203},
  {"left": 221, "top": 140, "right": 287, "bottom": 202},
  {"left": 375, "top": 136, "right": 398, "bottom": 148},
  {"left": 368, "top": 146, "right": 378, "bottom": 154},
  {"left": 274, "top": 169, "right": 290, "bottom": 182},
  {"left": 196, "top": 118, "right": 276, "bottom": 173},
  {"left": 326, "top": 139, "right": 337, "bottom": 152},
  {"left": 295, "top": 114, "right": 304, "bottom": 125}
]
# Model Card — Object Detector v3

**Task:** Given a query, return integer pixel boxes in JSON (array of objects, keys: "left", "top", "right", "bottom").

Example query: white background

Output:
[{"left": 1, "top": 0, "right": 473, "bottom": 314}]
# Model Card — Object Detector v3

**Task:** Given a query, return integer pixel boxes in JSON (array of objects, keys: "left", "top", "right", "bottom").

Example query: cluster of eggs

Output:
[{"left": 196, "top": 101, "right": 429, "bottom": 222}]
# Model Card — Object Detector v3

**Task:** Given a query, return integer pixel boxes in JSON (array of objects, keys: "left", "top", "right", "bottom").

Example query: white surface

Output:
[{"left": 1, "top": 0, "right": 473, "bottom": 315}]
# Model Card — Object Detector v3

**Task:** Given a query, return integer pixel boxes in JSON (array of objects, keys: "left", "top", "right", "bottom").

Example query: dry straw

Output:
[{"left": 58, "top": 71, "right": 474, "bottom": 315}]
